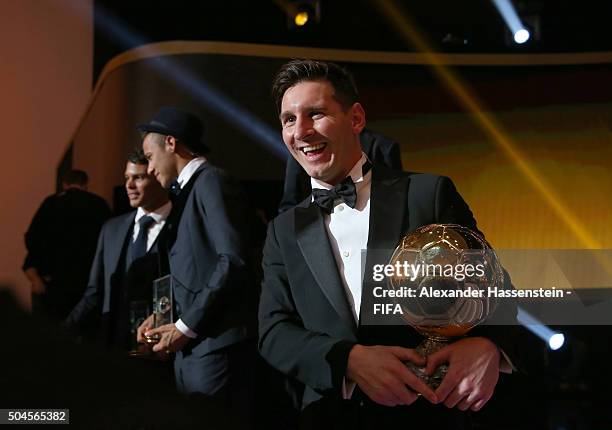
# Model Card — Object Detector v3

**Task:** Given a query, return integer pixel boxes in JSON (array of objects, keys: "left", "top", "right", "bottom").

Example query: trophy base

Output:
[{"left": 406, "top": 336, "right": 449, "bottom": 389}]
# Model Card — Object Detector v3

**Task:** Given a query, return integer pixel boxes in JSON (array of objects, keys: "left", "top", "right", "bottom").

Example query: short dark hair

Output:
[
  {"left": 272, "top": 59, "right": 359, "bottom": 113},
  {"left": 127, "top": 148, "right": 149, "bottom": 165},
  {"left": 61, "top": 169, "right": 88, "bottom": 186}
]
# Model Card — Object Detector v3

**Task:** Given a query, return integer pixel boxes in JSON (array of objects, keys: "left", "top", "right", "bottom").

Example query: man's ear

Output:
[
  {"left": 165, "top": 135, "right": 178, "bottom": 153},
  {"left": 350, "top": 102, "right": 366, "bottom": 134}
]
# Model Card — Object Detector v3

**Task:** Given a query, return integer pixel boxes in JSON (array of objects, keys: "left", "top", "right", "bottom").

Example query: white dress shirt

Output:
[
  {"left": 311, "top": 153, "right": 371, "bottom": 323},
  {"left": 174, "top": 156, "right": 207, "bottom": 339},
  {"left": 132, "top": 202, "right": 172, "bottom": 251},
  {"left": 177, "top": 156, "right": 207, "bottom": 188}
]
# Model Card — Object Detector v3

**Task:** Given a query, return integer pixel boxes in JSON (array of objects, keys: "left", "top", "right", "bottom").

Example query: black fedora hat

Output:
[{"left": 137, "top": 107, "right": 210, "bottom": 154}]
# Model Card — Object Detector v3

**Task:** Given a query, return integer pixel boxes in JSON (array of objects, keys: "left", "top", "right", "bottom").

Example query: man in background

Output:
[
  {"left": 23, "top": 169, "right": 111, "bottom": 320},
  {"left": 65, "top": 150, "right": 171, "bottom": 351}
]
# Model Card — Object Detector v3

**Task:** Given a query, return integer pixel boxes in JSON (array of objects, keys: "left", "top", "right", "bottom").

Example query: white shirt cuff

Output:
[
  {"left": 342, "top": 377, "right": 357, "bottom": 399},
  {"left": 175, "top": 319, "right": 198, "bottom": 339}
]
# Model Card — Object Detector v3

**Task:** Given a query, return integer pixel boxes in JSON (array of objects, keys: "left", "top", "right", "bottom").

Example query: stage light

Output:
[
  {"left": 514, "top": 28, "right": 530, "bottom": 44},
  {"left": 277, "top": 0, "right": 320, "bottom": 29},
  {"left": 548, "top": 333, "right": 565, "bottom": 351},
  {"left": 518, "top": 307, "right": 565, "bottom": 351},
  {"left": 294, "top": 10, "right": 309, "bottom": 26},
  {"left": 492, "top": 0, "right": 538, "bottom": 45}
]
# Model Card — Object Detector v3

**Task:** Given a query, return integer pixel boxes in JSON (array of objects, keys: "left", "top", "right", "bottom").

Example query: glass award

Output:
[{"left": 145, "top": 274, "right": 174, "bottom": 344}]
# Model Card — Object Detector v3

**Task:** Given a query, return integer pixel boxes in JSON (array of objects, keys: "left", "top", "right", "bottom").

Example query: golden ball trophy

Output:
[{"left": 387, "top": 224, "right": 503, "bottom": 388}]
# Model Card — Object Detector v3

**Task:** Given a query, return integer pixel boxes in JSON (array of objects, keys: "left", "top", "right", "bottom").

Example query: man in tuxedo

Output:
[
  {"left": 24, "top": 169, "right": 111, "bottom": 321},
  {"left": 137, "top": 107, "right": 255, "bottom": 408},
  {"left": 278, "top": 128, "right": 403, "bottom": 213},
  {"left": 65, "top": 150, "right": 171, "bottom": 351},
  {"left": 258, "top": 60, "right": 520, "bottom": 427}
]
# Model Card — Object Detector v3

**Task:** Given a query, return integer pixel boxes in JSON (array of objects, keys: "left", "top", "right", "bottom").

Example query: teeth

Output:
[{"left": 302, "top": 143, "right": 326, "bottom": 154}]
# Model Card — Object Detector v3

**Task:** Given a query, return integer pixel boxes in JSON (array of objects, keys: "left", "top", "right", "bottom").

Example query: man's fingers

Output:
[
  {"left": 371, "top": 376, "right": 416, "bottom": 407},
  {"left": 151, "top": 333, "right": 170, "bottom": 352},
  {"left": 443, "top": 387, "right": 467, "bottom": 409},
  {"left": 151, "top": 342, "right": 165, "bottom": 352},
  {"left": 456, "top": 392, "right": 479, "bottom": 411},
  {"left": 425, "top": 348, "right": 450, "bottom": 375},
  {"left": 385, "top": 377, "right": 421, "bottom": 406},
  {"left": 144, "top": 326, "right": 163, "bottom": 337},
  {"left": 389, "top": 347, "right": 426, "bottom": 366},
  {"left": 471, "top": 398, "right": 487, "bottom": 411},
  {"left": 396, "top": 364, "right": 437, "bottom": 404},
  {"left": 434, "top": 370, "right": 456, "bottom": 403}
]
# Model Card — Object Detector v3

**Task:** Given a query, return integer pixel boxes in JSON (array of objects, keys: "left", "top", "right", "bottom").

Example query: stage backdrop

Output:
[{"left": 68, "top": 42, "right": 612, "bottom": 251}]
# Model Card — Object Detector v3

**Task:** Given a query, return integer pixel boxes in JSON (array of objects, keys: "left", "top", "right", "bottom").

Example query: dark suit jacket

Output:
[
  {"left": 278, "top": 129, "right": 403, "bottom": 213},
  {"left": 259, "top": 165, "right": 520, "bottom": 418},
  {"left": 162, "top": 163, "right": 255, "bottom": 361},
  {"left": 66, "top": 211, "right": 166, "bottom": 347}
]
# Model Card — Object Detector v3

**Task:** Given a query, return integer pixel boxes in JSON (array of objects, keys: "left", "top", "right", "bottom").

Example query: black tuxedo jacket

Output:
[
  {"left": 259, "top": 165, "right": 520, "bottom": 411},
  {"left": 162, "top": 163, "right": 255, "bottom": 361},
  {"left": 66, "top": 211, "right": 165, "bottom": 342}
]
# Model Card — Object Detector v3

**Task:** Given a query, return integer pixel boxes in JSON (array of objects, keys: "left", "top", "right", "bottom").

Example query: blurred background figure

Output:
[{"left": 23, "top": 169, "right": 111, "bottom": 321}]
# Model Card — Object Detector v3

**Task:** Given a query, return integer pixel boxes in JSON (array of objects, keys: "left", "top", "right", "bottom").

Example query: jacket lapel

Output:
[
  {"left": 110, "top": 212, "right": 136, "bottom": 273},
  {"left": 360, "top": 166, "right": 410, "bottom": 325},
  {"left": 295, "top": 202, "right": 357, "bottom": 333},
  {"left": 163, "top": 164, "right": 207, "bottom": 250},
  {"left": 366, "top": 166, "right": 409, "bottom": 254}
]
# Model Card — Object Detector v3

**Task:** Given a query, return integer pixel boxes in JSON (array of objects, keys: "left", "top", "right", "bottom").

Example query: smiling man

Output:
[
  {"left": 136, "top": 107, "right": 255, "bottom": 411},
  {"left": 65, "top": 149, "right": 170, "bottom": 351},
  {"left": 258, "top": 60, "right": 520, "bottom": 428}
]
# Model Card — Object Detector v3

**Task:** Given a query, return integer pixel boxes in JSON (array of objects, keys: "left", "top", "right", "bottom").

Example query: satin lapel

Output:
[
  {"left": 110, "top": 212, "right": 136, "bottom": 273},
  {"left": 366, "top": 167, "right": 409, "bottom": 253},
  {"left": 360, "top": 167, "right": 410, "bottom": 324},
  {"left": 295, "top": 203, "right": 357, "bottom": 332}
]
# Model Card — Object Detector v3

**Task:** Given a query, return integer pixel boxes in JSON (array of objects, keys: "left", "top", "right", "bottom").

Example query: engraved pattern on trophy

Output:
[{"left": 387, "top": 224, "right": 504, "bottom": 388}]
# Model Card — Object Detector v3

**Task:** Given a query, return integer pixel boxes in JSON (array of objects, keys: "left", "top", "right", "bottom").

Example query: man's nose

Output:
[{"left": 294, "top": 117, "right": 314, "bottom": 141}]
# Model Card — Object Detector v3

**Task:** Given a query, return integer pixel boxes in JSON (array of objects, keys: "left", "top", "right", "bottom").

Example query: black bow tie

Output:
[
  {"left": 311, "top": 161, "right": 372, "bottom": 214},
  {"left": 312, "top": 176, "right": 357, "bottom": 214}
]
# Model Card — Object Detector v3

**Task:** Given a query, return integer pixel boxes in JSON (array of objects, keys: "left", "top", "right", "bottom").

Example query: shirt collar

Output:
[
  {"left": 134, "top": 200, "right": 172, "bottom": 225},
  {"left": 177, "top": 157, "right": 207, "bottom": 188},
  {"left": 311, "top": 152, "right": 369, "bottom": 191}
]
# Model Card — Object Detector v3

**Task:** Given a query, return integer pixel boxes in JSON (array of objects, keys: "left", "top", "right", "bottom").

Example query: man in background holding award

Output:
[
  {"left": 258, "top": 60, "right": 520, "bottom": 428},
  {"left": 66, "top": 149, "right": 171, "bottom": 352},
  {"left": 137, "top": 107, "right": 255, "bottom": 410}
]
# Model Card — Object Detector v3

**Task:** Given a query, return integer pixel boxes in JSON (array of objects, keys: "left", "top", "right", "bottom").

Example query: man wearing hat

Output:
[{"left": 136, "top": 107, "right": 256, "bottom": 408}]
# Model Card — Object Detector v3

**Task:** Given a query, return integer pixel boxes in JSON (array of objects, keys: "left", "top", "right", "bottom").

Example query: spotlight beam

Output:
[
  {"left": 67, "top": 0, "right": 287, "bottom": 159},
  {"left": 491, "top": 0, "right": 526, "bottom": 37},
  {"left": 371, "top": 0, "right": 602, "bottom": 249},
  {"left": 518, "top": 307, "right": 565, "bottom": 350}
]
